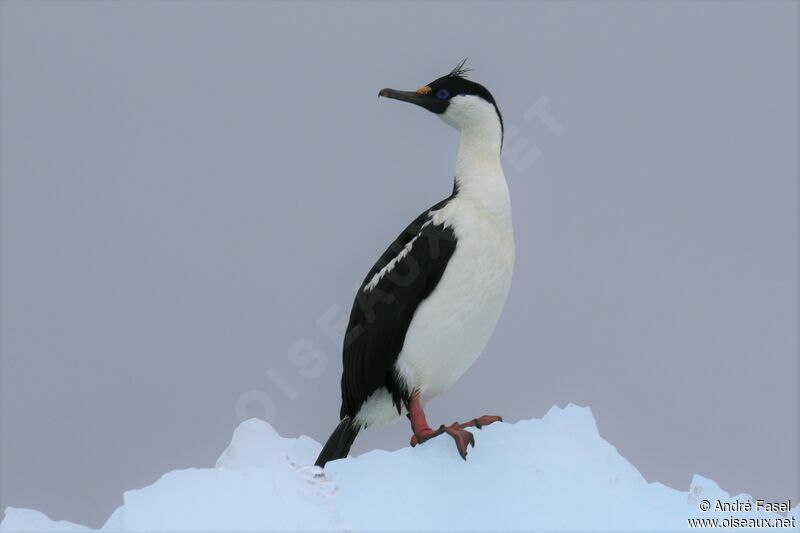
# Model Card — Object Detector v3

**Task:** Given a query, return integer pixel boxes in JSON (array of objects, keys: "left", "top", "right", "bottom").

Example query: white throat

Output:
[{"left": 441, "top": 95, "right": 510, "bottom": 220}]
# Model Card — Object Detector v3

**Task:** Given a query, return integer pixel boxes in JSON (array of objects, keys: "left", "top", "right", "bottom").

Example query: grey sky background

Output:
[{"left": 1, "top": 0, "right": 797, "bottom": 528}]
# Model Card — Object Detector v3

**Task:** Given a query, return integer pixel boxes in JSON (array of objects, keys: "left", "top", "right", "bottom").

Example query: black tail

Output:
[{"left": 315, "top": 417, "right": 360, "bottom": 468}]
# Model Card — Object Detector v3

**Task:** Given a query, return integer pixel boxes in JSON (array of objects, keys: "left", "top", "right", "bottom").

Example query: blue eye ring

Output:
[{"left": 436, "top": 89, "right": 450, "bottom": 100}]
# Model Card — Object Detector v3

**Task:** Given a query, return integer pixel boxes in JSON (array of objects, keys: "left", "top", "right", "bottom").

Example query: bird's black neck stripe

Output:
[{"left": 494, "top": 104, "right": 504, "bottom": 149}]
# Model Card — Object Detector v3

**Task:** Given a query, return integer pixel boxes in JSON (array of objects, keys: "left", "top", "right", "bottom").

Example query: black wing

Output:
[{"left": 339, "top": 197, "right": 458, "bottom": 421}]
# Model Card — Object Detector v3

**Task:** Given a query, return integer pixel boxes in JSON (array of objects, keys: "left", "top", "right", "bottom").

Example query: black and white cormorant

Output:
[{"left": 315, "top": 60, "right": 514, "bottom": 467}]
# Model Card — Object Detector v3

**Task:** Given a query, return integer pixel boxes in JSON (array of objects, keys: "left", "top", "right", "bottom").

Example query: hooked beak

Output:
[{"left": 378, "top": 88, "right": 448, "bottom": 114}]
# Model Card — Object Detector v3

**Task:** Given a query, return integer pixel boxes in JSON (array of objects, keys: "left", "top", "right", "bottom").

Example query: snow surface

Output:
[{"left": 2, "top": 404, "right": 796, "bottom": 531}]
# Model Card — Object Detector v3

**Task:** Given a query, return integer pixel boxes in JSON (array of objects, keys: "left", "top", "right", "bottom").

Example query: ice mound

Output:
[{"left": 2, "top": 405, "right": 795, "bottom": 531}]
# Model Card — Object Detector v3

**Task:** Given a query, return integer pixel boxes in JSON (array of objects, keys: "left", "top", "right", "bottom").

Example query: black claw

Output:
[{"left": 456, "top": 442, "right": 468, "bottom": 459}]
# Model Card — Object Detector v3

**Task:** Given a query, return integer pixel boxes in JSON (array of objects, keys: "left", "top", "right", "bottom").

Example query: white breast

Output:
[{"left": 394, "top": 196, "right": 515, "bottom": 404}]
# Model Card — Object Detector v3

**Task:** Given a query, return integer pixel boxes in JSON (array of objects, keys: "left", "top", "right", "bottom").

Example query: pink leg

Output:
[
  {"left": 407, "top": 393, "right": 435, "bottom": 442},
  {"left": 407, "top": 394, "right": 475, "bottom": 460}
]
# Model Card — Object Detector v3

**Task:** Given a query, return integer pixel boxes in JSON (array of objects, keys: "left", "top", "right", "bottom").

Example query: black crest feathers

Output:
[{"left": 448, "top": 58, "right": 472, "bottom": 79}]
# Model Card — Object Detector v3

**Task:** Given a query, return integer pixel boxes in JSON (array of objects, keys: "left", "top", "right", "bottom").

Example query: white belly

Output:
[
  {"left": 353, "top": 196, "right": 515, "bottom": 429},
  {"left": 395, "top": 200, "right": 515, "bottom": 405}
]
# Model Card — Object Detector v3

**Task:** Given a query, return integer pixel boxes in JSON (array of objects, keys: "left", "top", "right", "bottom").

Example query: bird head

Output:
[{"left": 378, "top": 59, "right": 503, "bottom": 140}]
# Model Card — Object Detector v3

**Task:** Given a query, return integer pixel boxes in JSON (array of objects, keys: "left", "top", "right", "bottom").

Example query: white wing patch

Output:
[{"left": 363, "top": 219, "right": 433, "bottom": 293}]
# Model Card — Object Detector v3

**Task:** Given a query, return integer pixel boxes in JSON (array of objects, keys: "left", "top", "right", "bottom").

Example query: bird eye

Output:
[{"left": 436, "top": 89, "right": 450, "bottom": 100}]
